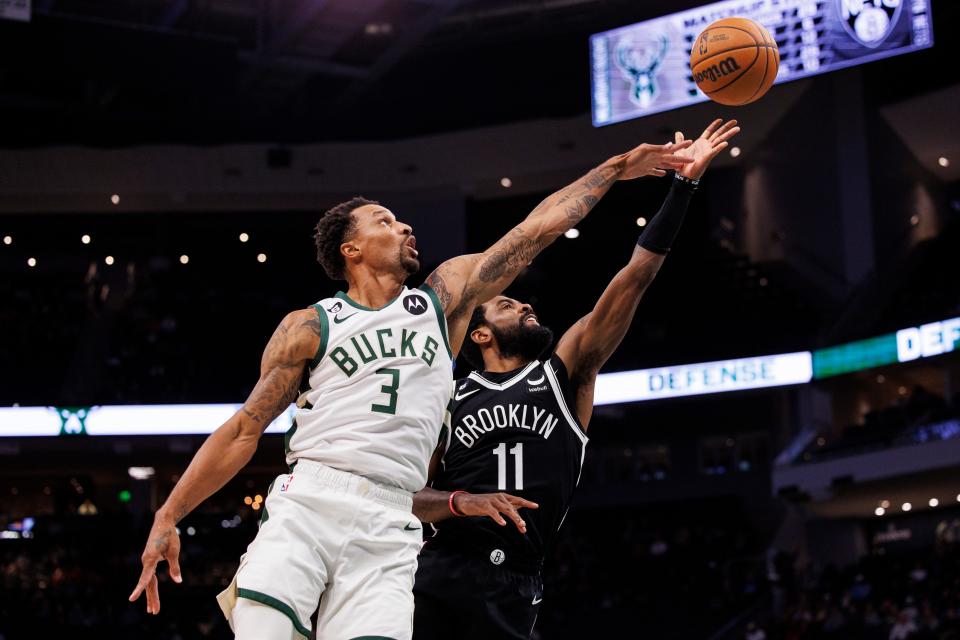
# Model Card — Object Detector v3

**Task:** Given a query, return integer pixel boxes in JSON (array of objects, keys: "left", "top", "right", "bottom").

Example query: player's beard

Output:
[
  {"left": 491, "top": 316, "right": 554, "bottom": 364},
  {"left": 398, "top": 245, "right": 420, "bottom": 276}
]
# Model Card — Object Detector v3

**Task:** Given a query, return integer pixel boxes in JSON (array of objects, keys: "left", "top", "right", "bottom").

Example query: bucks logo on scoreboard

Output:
[
  {"left": 838, "top": 0, "right": 902, "bottom": 48},
  {"left": 56, "top": 407, "right": 91, "bottom": 435},
  {"left": 614, "top": 35, "right": 669, "bottom": 109}
]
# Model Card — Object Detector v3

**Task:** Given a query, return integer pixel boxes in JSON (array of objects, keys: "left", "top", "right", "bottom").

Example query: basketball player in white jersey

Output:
[{"left": 128, "top": 139, "right": 695, "bottom": 640}]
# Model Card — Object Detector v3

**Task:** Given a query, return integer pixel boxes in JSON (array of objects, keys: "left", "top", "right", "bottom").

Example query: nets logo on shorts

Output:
[
  {"left": 838, "top": 0, "right": 902, "bottom": 48},
  {"left": 404, "top": 293, "right": 428, "bottom": 316},
  {"left": 489, "top": 549, "right": 506, "bottom": 565}
]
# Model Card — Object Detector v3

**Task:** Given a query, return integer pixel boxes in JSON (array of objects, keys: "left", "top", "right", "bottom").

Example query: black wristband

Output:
[{"left": 637, "top": 174, "right": 697, "bottom": 254}]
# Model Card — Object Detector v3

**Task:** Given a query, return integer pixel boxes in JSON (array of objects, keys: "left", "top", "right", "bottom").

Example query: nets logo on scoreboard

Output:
[
  {"left": 590, "top": 0, "right": 933, "bottom": 126},
  {"left": 839, "top": 0, "right": 903, "bottom": 48}
]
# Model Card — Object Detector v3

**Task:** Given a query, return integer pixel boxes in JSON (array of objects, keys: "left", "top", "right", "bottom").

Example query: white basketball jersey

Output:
[{"left": 287, "top": 285, "right": 455, "bottom": 493}]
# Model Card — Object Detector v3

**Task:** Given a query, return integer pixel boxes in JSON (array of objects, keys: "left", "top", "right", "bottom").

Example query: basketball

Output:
[{"left": 690, "top": 17, "right": 780, "bottom": 106}]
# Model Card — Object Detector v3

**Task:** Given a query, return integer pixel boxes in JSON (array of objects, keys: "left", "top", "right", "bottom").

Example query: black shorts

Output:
[{"left": 413, "top": 544, "right": 543, "bottom": 640}]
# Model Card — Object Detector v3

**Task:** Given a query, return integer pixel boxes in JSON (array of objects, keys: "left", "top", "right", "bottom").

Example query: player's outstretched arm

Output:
[
  {"left": 413, "top": 487, "right": 538, "bottom": 532},
  {"left": 554, "top": 119, "right": 739, "bottom": 430},
  {"left": 424, "top": 140, "right": 695, "bottom": 355},
  {"left": 128, "top": 309, "right": 320, "bottom": 615},
  {"left": 413, "top": 445, "right": 538, "bottom": 531}
]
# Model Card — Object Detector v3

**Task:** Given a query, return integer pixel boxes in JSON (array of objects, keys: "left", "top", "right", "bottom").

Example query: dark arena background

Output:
[{"left": 2, "top": 0, "right": 960, "bottom": 638}]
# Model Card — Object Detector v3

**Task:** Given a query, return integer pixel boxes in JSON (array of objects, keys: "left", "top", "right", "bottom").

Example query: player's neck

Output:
[
  {"left": 481, "top": 353, "right": 531, "bottom": 374},
  {"left": 344, "top": 269, "right": 406, "bottom": 309}
]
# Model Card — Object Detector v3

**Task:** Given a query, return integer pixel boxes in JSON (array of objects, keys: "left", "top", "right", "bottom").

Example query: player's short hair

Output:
[
  {"left": 459, "top": 305, "right": 489, "bottom": 371},
  {"left": 314, "top": 196, "right": 378, "bottom": 280}
]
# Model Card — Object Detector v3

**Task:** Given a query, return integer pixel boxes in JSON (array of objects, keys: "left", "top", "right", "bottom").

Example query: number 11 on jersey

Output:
[{"left": 493, "top": 442, "right": 524, "bottom": 490}]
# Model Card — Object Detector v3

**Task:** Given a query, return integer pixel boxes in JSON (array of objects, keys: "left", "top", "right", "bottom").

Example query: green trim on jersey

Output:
[
  {"left": 418, "top": 284, "right": 453, "bottom": 359},
  {"left": 236, "top": 588, "right": 310, "bottom": 637},
  {"left": 284, "top": 418, "right": 299, "bottom": 472},
  {"left": 309, "top": 304, "right": 330, "bottom": 369},
  {"left": 349, "top": 636, "right": 399, "bottom": 640},
  {"left": 259, "top": 479, "right": 275, "bottom": 528},
  {"left": 335, "top": 290, "right": 400, "bottom": 312}
]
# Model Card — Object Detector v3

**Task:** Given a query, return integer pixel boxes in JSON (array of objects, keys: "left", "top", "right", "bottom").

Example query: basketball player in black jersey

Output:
[{"left": 410, "top": 119, "right": 740, "bottom": 640}]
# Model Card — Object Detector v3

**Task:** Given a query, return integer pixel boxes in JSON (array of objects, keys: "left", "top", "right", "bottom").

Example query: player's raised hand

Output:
[
  {"left": 455, "top": 492, "right": 539, "bottom": 534},
  {"left": 616, "top": 139, "right": 695, "bottom": 180},
  {"left": 129, "top": 515, "right": 182, "bottom": 614},
  {"left": 670, "top": 118, "right": 740, "bottom": 180}
]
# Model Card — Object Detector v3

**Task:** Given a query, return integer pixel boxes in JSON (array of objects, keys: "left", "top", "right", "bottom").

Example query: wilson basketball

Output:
[{"left": 690, "top": 17, "right": 780, "bottom": 106}]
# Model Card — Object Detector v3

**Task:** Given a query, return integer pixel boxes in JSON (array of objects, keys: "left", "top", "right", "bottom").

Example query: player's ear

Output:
[
  {"left": 471, "top": 326, "right": 491, "bottom": 347},
  {"left": 341, "top": 241, "right": 360, "bottom": 261}
]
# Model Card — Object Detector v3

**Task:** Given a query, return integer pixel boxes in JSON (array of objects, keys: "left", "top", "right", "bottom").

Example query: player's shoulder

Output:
[{"left": 256, "top": 308, "right": 323, "bottom": 365}]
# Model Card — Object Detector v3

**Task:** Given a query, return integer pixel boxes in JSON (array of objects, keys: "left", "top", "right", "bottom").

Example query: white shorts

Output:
[{"left": 217, "top": 460, "right": 423, "bottom": 640}]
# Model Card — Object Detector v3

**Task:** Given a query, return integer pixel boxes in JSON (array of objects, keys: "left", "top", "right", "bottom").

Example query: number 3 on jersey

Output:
[
  {"left": 371, "top": 367, "right": 400, "bottom": 414},
  {"left": 493, "top": 442, "right": 524, "bottom": 490}
]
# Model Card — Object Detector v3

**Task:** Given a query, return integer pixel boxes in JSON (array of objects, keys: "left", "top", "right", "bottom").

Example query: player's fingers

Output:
[
  {"left": 710, "top": 119, "right": 738, "bottom": 141},
  {"left": 503, "top": 507, "right": 527, "bottom": 533},
  {"left": 661, "top": 154, "right": 694, "bottom": 164},
  {"left": 128, "top": 574, "right": 149, "bottom": 602},
  {"left": 705, "top": 141, "right": 729, "bottom": 162},
  {"left": 167, "top": 552, "right": 183, "bottom": 584},
  {"left": 486, "top": 506, "right": 507, "bottom": 526},
  {"left": 674, "top": 131, "right": 684, "bottom": 144},
  {"left": 146, "top": 574, "right": 160, "bottom": 615},
  {"left": 129, "top": 560, "right": 157, "bottom": 602},
  {"left": 508, "top": 496, "right": 540, "bottom": 510},
  {"left": 713, "top": 125, "right": 741, "bottom": 145},
  {"left": 650, "top": 168, "right": 667, "bottom": 177},
  {"left": 702, "top": 118, "right": 723, "bottom": 138}
]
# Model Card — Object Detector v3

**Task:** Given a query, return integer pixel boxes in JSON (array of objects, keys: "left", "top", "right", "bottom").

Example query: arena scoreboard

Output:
[{"left": 590, "top": 0, "right": 935, "bottom": 126}]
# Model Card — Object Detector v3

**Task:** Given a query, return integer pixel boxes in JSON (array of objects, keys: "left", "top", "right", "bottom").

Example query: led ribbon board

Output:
[
  {"left": 812, "top": 316, "right": 960, "bottom": 378},
  {"left": 590, "top": 0, "right": 934, "bottom": 126},
  {"left": 0, "top": 404, "right": 294, "bottom": 437},
  {"left": 593, "top": 351, "right": 813, "bottom": 404},
  {"left": 1, "top": 317, "right": 957, "bottom": 435}
]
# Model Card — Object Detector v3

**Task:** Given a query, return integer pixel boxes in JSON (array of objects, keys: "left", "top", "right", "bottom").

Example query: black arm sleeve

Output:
[{"left": 636, "top": 174, "right": 698, "bottom": 254}]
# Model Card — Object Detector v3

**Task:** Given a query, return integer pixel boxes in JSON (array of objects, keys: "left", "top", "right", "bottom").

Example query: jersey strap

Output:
[
  {"left": 417, "top": 283, "right": 453, "bottom": 359},
  {"left": 308, "top": 303, "right": 330, "bottom": 370},
  {"left": 543, "top": 358, "right": 588, "bottom": 446}
]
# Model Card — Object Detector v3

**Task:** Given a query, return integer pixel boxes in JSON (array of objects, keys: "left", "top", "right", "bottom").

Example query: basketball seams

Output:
[
  {"left": 744, "top": 45, "right": 771, "bottom": 104},
  {"left": 699, "top": 45, "right": 759, "bottom": 95},
  {"left": 689, "top": 25, "right": 761, "bottom": 67}
]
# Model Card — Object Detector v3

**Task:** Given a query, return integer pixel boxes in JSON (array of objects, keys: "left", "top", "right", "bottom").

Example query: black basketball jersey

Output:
[{"left": 427, "top": 354, "right": 588, "bottom": 572}]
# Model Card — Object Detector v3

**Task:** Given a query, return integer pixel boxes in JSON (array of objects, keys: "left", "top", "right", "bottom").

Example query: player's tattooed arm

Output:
[
  {"left": 425, "top": 141, "right": 694, "bottom": 356},
  {"left": 554, "top": 120, "right": 739, "bottom": 429},
  {"left": 129, "top": 308, "right": 319, "bottom": 614}
]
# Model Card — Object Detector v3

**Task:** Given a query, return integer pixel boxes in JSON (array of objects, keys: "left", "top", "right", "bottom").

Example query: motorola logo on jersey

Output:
[{"left": 404, "top": 293, "right": 428, "bottom": 315}]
